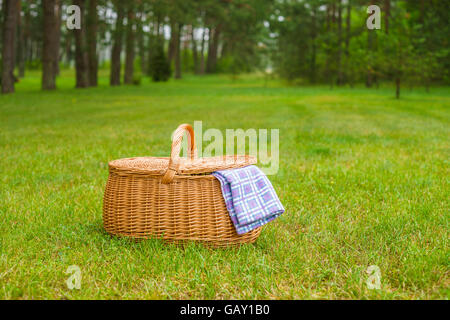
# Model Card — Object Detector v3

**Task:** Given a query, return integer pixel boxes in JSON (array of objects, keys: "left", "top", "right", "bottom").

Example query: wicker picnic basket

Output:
[{"left": 102, "top": 124, "right": 262, "bottom": 247}]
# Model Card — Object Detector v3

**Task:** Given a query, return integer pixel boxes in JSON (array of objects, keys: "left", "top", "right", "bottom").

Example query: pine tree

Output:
[{"left": 149, "top": 41, "right": 171, "bottom": 82}]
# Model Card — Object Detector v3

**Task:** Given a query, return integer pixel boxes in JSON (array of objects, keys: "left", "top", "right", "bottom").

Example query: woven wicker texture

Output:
[
  {"left": 102, "top": 124, "right": 261, "bottom": 247},
  {"left": 109, "top": 155, "right": 256, "bottom": 176}
]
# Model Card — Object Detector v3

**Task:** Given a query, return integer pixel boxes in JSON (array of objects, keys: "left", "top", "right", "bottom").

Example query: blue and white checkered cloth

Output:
[{"left": 212, "top": 165, "right": 284, "bottom": 235}]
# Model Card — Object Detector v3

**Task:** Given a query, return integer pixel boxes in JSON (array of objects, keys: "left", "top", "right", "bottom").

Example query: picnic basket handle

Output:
[{"left": 162, "top": 124, "right": 197, "bottom": 184}]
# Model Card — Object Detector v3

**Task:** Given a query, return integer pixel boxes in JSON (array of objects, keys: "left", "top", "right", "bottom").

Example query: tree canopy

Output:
[{"left": 0, "top": 0, "right": 448, "bottom": 97}]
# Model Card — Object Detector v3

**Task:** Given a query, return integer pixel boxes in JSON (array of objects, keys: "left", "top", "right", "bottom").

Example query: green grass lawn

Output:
[{"left": 0, "top": 70, "right": 449, "bottom": 299}]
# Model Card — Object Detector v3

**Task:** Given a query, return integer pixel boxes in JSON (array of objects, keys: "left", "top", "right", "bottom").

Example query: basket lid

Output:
[
  {"left": 109, "top": 155, "right": 256, "bottom": 175},
  {"left": 108, "top": 124, "right": 256, "bottom": 182}
]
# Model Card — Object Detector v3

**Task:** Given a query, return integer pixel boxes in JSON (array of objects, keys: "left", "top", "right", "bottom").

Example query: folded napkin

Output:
[{"left": 212, "top": 165, "right": 284, "bottom": 235}]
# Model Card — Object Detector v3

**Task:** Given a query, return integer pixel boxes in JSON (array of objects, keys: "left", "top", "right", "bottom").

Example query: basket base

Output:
[
  {"left": 103, "top": 172, "right": 263, "bottom": 248},
  {"left": 103, "top": 227, "right": 262, "bottom": 248}
]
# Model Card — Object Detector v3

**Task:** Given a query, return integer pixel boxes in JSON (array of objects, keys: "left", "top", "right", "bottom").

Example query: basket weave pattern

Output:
[{"left": 102, "top": 124, "right": 262, "bottom": 247}]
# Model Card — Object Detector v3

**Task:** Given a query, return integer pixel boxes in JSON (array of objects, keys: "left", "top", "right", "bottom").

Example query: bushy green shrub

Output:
[
  {"left": 149, "top": 42, "right": 171, "bottom": 82},
  {"left": 26, "top": 60, "right": 42, "bottom": 70},
  {"left": 132, "top": 72, "right": 142, "bottom": 86}
]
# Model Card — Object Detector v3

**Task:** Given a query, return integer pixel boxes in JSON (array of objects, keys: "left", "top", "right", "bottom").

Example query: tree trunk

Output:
[
  {"left": 124, "top": 6, "right": 135, "bottom": 84},
  {"left": 326, "top": 3, "right": 331, "bottom": 31},
  {"left": 1, "top": 0, "right": 19, "bottom": 94},
  {"left": 42, "top": 0, "right": 58, "bottom": 90},
  {"left": 206, "top": 24, "right": 221, "bottom": 73},
  {"left": 74, "top": 0, "right": 89, "bottom": 88},
  {"left": 53, "top": 0, "right": 61, "bottom": 76},
  {"left": 16, "top": 0, "right": 26, "bottom": 78},
  {"left": 174, "top": 23, "right": 182, "bottom": 79},
  {"left": 168, "top": 21, "right": 176, "bottom": 64},
  {"left": 331, "top": 1, "right": 336, "bottom": 24},
  {"left": 325, "top": 3, "right": 332, "bottom": 86},
  {"left": 366, "top": 29, "right": 373, "bottom": 88},
  {"left": 155, "top": 15, "right": 160, "bottom": 38},
  {"left": 384, "top": 0, "right": 390, "bottom": 34},
  {"left": 147, "top": 28, "right": 154, "bottom": 76},
  {"left": 395, "top": 77, "right": 400, "bottom": 99},
  {"left": 420, "top": 0, "right": 425, "bottom": 24},
  {"left": 182, "top": 27, "right": 189, "bottom": 72},
  {"left": 345, "top": 1, "right": 351, "bottom": 57},
  {"left": 136, "top": 10, "right": 146, "bottom": 75},
  {"left": 345, "top": 1, "right": 351, "bottom": 51},
  {"left": 87, "top": 0, "right": 98, "bottom": 86},
  {"left": 110, "top": 0, "right": 125, "bottom": 86},
  {"left": 199, "top": 27, "right": 206, "bottom": 74},
  {"left": 310, "top": 5, "right": 317, "bottom": 84},
  {"left": 345, "top": 0, "right": 351, "bottom": 85},
  {"left": 191, "top": 26, "right": 198, "bottom": 74},
  {"left": 205, "top": 27, "right": 215, "bottom": 73},
  {"left": 337, "top": 0, "right": 343, "bottom": 85},
  {"left": 64, "top": 32, "right": 73, "bottom": 67},
  {"left": 22, "top": 4, "right": 32, "bottom": 75}
]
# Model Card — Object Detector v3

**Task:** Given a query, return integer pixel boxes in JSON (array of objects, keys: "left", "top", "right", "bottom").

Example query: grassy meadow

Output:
[{"left": 0, "top": 70, "right": 449, "bottom": 299}]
